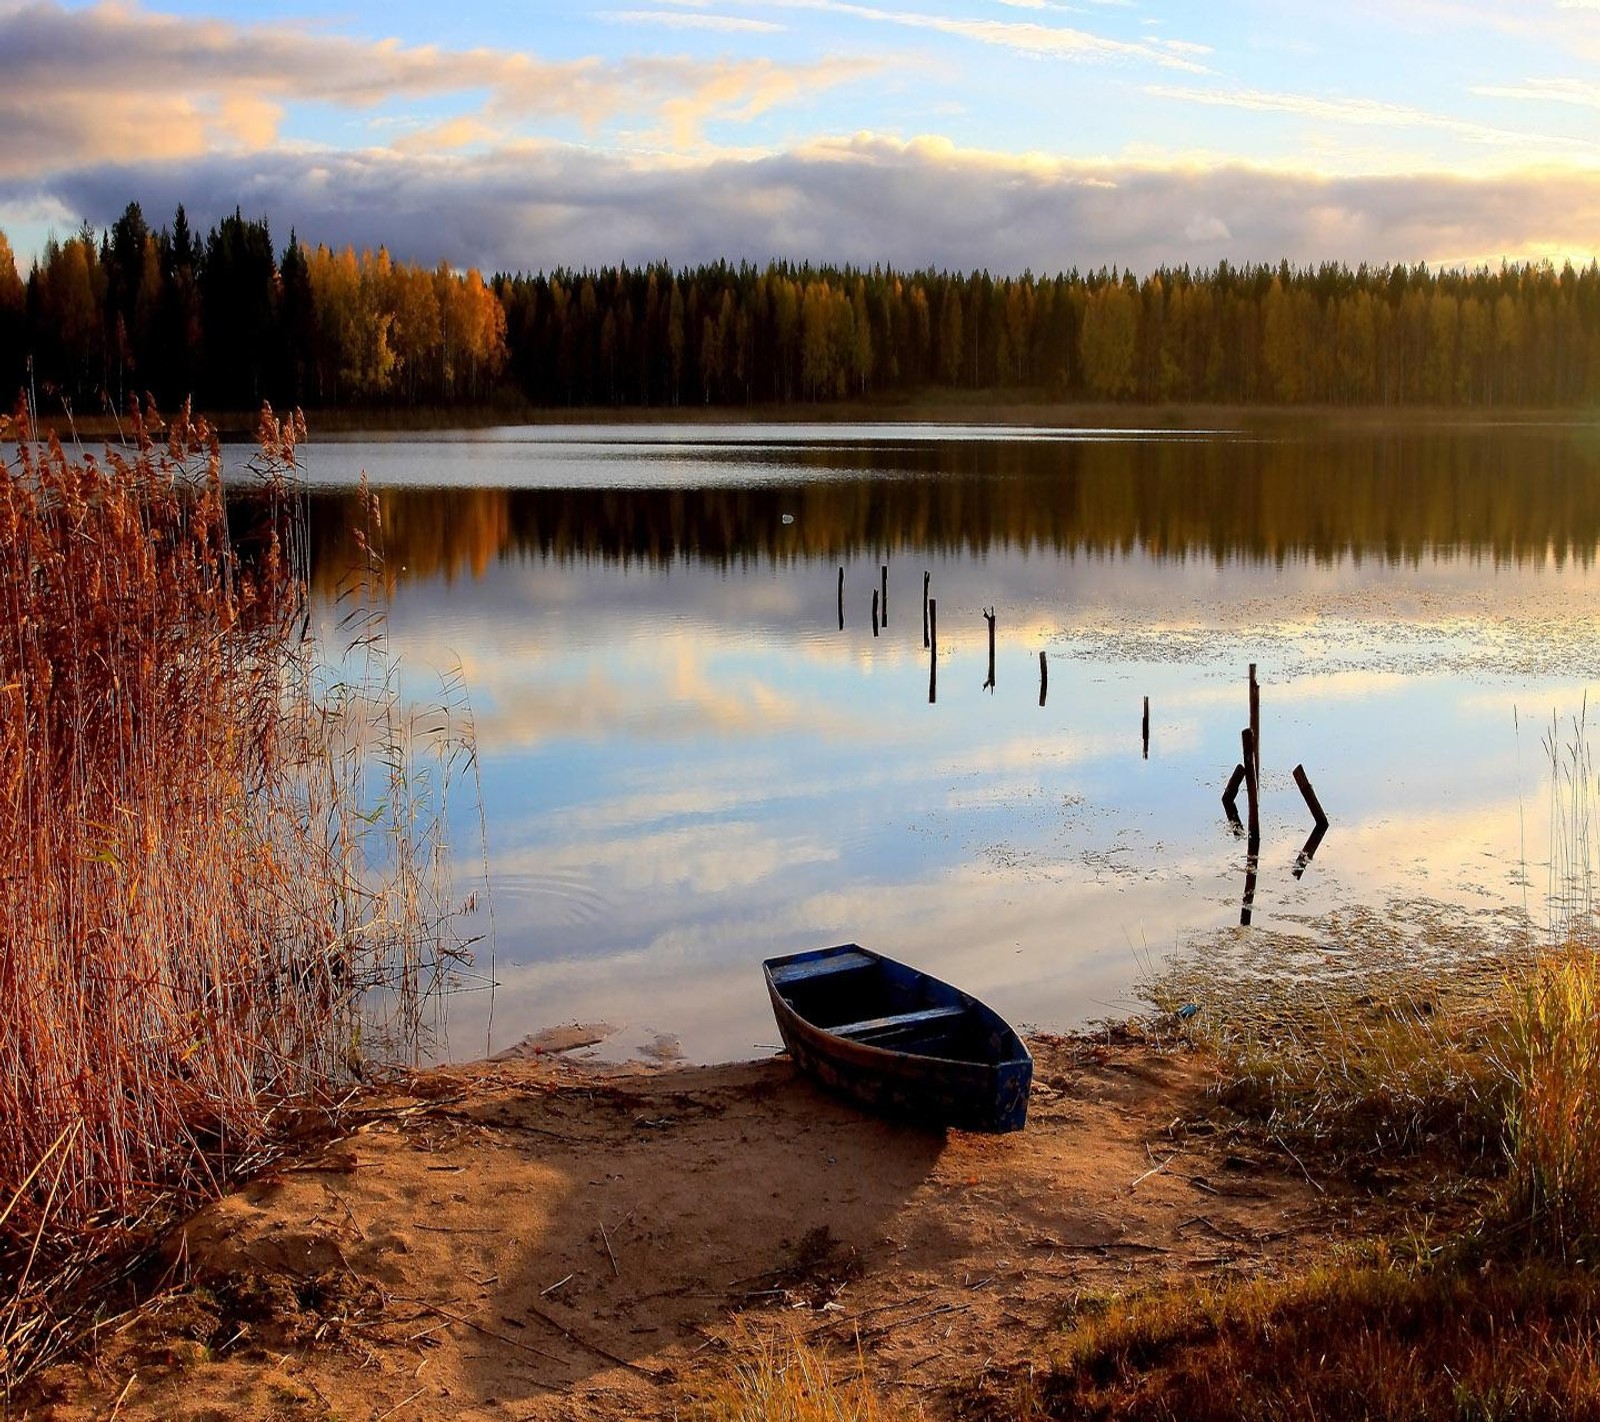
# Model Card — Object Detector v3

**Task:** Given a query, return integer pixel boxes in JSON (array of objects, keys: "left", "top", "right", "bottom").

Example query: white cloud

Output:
[
  {"left": 1473, "top": 77, "right": 1600, "bottom": 110},
  {"left": 0, "top": 0, "right": 876, "bottom": 178},
  {"left": 758, "top": 0, "right": 1212, "bottom": 71},
  {"left": 18, "top": 132, "right": 1600, "bottom": 275},
  {"left": 1146, "top": 83, "right": 1592, "bottom": 155},
  {"left": 602, "top": 9, "right": 785, "bottom": 30}
]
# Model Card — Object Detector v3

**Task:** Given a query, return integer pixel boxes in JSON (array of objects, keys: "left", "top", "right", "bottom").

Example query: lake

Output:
[{"left": 285, "top": 420, "right": 1600, "bottom": 1063}]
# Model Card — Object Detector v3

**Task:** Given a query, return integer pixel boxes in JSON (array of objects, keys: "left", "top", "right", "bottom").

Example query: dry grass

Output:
[
  {"left": 1495, "top": 709, "right": 1600, "bottom": 1258},
  {"left": 995, "top": 1250, "right": 1600, "bottom": 1422},
  {"left": 0, "top": 400, "right": 478, "bottom": 1392},
  {"left": 690, "top": 1322, "right": 922, "bottom": 1422}
]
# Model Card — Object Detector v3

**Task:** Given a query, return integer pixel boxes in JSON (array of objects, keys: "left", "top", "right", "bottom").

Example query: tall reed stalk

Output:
[
  {"left": 1501, "top": 706, "right": 1600, "bottom": 1256},
  {"left": 0, "top": 401, "right": 477, "bottom": 1388}
]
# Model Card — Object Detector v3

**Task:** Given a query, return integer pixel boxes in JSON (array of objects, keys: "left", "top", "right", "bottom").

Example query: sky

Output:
[{"left": 4, "top": 0, "right": 1600, "bottom": 277}]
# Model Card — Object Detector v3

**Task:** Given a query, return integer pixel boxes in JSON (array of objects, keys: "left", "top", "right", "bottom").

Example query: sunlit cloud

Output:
[
  {"left": 1147, "top": 83, "right": 1592, "bottom": 154},
  {"left": 602, "top": 8, "right": 785, "bottom": 31},
  {"left": 1474, "top": 77, "right": 1600, "bottom": 110},
  {"left": 0, "top": 0, "right": 875, "bottom": 179},
  {"left": 755, "top": 0, "right": 1212, "bottom": 71},
  {"left": 19, "top": 131, "right": 1600, "bottom": 276}
]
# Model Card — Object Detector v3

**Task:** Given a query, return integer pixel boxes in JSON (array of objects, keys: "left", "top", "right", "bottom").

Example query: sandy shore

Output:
[{"left": 22, "top": 1033, "right": 1344, "bottom": 1421}]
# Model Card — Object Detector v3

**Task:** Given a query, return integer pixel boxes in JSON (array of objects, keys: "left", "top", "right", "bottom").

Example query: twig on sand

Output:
[
  {"left": 856, "top": 1302, "right": 971, "bottom": 1343},
  {"left": 372, "top": 1388, "right": 428, "bottom": 1421},
  {"left": 1131, "top": 1152, "right": 1179, "bottom": 1189},
  {"left": 805, "top": 1291, "right": 938, "bottom": 1339},
  {"left": 394, "top": 1297, "right": 565, "bottom": 1366},
  {"left": 597, "top": 1219, "right": 620, "bottom": 1277},
  {"left": 105, "top": 1372, "right": 138, "bottom": 1422},
  {"left": 1271, "top": 1135, "right": 1326, "bottom": 1195},
  {"left": 523, "top": 1302, "right": 669, "bottom": 1382}
]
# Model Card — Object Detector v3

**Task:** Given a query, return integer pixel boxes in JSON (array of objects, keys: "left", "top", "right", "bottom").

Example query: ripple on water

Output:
[{"left": 493, "top": 869, "right": 613, "bottom": 927}]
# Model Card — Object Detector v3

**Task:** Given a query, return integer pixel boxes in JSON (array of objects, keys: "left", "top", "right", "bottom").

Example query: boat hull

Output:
[{"left": 764, "top": 944, "right": 1032, "bottom": 1133}]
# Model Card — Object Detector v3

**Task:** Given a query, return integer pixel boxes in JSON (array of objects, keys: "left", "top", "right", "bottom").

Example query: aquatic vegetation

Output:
[{"left": 0, "top": 401, "right": 479, "bottom": 1388}]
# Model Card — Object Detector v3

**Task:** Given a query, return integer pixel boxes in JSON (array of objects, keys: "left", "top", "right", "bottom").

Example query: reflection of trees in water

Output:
[{"left": 307, "top": 434, "right": 1600, "bottom": 592}]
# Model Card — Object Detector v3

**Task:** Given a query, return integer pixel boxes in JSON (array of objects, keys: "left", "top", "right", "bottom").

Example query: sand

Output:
[{"left": 22, "top": 1033, "right": 1340, "bottom": 1421}]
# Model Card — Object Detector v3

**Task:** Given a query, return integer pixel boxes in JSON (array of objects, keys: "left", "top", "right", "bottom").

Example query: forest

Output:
[{"left": 3, "top": 200, "right": 1600, "bottom": 415}]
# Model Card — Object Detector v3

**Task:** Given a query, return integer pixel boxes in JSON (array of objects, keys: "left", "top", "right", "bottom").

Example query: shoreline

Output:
[
  {"left": 18, "top": 1029, "right": 1362, "bottom": 1422},
  {"left": 31, "top": 396, "right": 1600, "bottom": 442}
]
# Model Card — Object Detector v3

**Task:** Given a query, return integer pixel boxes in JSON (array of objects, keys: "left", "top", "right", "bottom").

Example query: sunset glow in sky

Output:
[{"left": 4, "top": 0, "right": 1600, "bottom": 274}]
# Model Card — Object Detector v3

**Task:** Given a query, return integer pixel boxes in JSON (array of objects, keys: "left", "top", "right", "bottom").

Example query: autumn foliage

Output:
[{"left": 7, "top": 202, "right": 1600, "bottom": 415}]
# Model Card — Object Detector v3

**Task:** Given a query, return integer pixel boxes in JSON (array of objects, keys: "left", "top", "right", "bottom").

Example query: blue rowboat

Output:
[{"left": 763, "top": 944, "right": 1032, "bottom": 1133}]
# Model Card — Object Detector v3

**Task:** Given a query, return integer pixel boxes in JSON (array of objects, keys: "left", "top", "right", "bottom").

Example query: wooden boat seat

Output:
[
  {"left": 768, "top": 950, "right": 876, "bottom": 985},
  {"left": 832, "top": 1005, "right": 967, "bottom": 1040}
]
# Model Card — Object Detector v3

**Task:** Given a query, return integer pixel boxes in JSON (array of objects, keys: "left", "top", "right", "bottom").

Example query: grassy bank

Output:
[{"left": 0, "top": 403, "right": 476, "bottom": 1393}]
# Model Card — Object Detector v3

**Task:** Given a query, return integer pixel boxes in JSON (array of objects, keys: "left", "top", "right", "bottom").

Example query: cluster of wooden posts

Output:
[
  {"left": 838, "top": 570, "right": 1331, "bottom": 924},
  {"left": 838, "top": 565, "right": 1023, "bottom": 707},
  {"left": 1219, "top": 664, "right": 1331, "bottom": 925}
]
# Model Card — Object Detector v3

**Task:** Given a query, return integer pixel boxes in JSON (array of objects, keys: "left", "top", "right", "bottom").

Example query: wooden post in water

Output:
[
  {"left": 922, "top": 571, "right": 930, "bottom": 649},
  {"left": 1293, "top": 763, "right": 1329, "bottom": 829},
  {"left": 1221, "top": 763, "right": 1246, "bottom": 831},
  {"left": 881, "top": 564, "right": 888, "bottom": 627},
  {"left": 1241, "top": 834, "right": 1261, "bottom": 927},
  {"left": 1142, "top": 697, "right": 1150, "bottom": 759},
  {"left": 838, "top": 567, "right": 844, "bottom": 631},
  {"left": 983, "top": 608, "right": 996, "bottom": 691},
  {"left": 1241, "top": 727, "right": 1260, "bottom": 841},
  {"left": 928, "top": 598, "right": 938, "bottom": 704},
  {"left": 1039, "top": 650, "right": 1048, "bottom": 708},
  {"left": 1249, "top": 664, "right": 1261, "bottom": 782},
  {"left": 872, "top": 589, "right": 879, "bottom": 637},
  {"left": 1293, "top": 821, "right": 1328, "bottom": 880}
]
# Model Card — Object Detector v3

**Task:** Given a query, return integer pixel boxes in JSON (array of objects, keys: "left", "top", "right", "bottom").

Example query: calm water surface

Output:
[{"left": 284, "top": 421, "right": 1600, "bottom": 1062}]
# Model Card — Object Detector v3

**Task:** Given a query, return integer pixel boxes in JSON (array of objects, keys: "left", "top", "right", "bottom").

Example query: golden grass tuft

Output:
[
  {"left": 690, "top": 1322, "right": 921, "bottom": 1422},
  {"left": 1022, "top": 1250, "right": 1600, "bottom": 1422}
]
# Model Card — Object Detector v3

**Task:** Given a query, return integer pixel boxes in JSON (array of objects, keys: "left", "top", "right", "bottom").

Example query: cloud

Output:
[
  {"left": 1474, "top": 77, "right": 1600, "bottom": 111},
  {"left": 601, "top": 8, "right": 785, "bottom": 31},
  {"left": 16, "top": 132, "right": 1600, "bottom": 276},
  {"left": 0, "top": 0, "right": 875, "bottom": 178},
  {"left": 756, "top": 0, "right": 1212, "bottom": 71},
  {"left": 1147, "top": 83, "right": 1590, "bottom": 155}
]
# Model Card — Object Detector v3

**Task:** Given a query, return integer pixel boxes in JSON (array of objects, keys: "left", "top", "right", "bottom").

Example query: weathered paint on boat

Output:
[{"left": 763, "top": 943, "right": 1032, "bottom": 1132}]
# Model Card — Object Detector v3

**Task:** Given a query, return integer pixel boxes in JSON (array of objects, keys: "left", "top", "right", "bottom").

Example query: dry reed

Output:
[
  {"left": 0, "top": 400, "right": 478, "bottom": 1390},
  {"left": 1497, "top": 707, "right": 1600, "bottom": 1256}
]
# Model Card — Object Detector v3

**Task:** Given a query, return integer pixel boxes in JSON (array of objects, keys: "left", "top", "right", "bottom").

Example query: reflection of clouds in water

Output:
[
  {"left": 408, "top": 632, "right": 871, "bottom": 753},
  {"left": 321, "top": 434, "right": 1600, "bottom": 1066},
  {"left": 493, "top": 821, "right": 838, "bottom": 901},
  {"left": 446, "top": 777, "right": 1554, "bottom": 1063}
]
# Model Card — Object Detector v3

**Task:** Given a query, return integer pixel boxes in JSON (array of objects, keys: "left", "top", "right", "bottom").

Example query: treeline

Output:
[{"left": 5, "top": 200, "right": 1600, "bottom": 413}]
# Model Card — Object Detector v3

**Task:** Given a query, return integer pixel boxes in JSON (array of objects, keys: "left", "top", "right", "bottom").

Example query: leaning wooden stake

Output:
[
  {"left": 1241, "top": 727, "right": 1260, "bottom": 840},
  {"left": 922, "top": 571, "right": 930, "bottom": 649},
  {"left": 1293, "top": 763, "right": 1329, "bottom": 828},
  {"left": 838, "top": 567, "right": 845, "bottom": 631},
  {"left": 1222, "top": 762, "right": 1246, "bottom": 830},
  {"left": 928, "top": 599, "right": 938, "bottom": 704},
  {"left": 872, "top": 589, "right": 880, "bottom": 636},
  {"left": 1039, "top": 650, "right": 1048, "bottom": 708},
  {"left": 982, "top": 608, "right": 996, "bottom": 691},
  {"left": 1142, "top": 697, "right": 1150, "bottom": 759}
]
